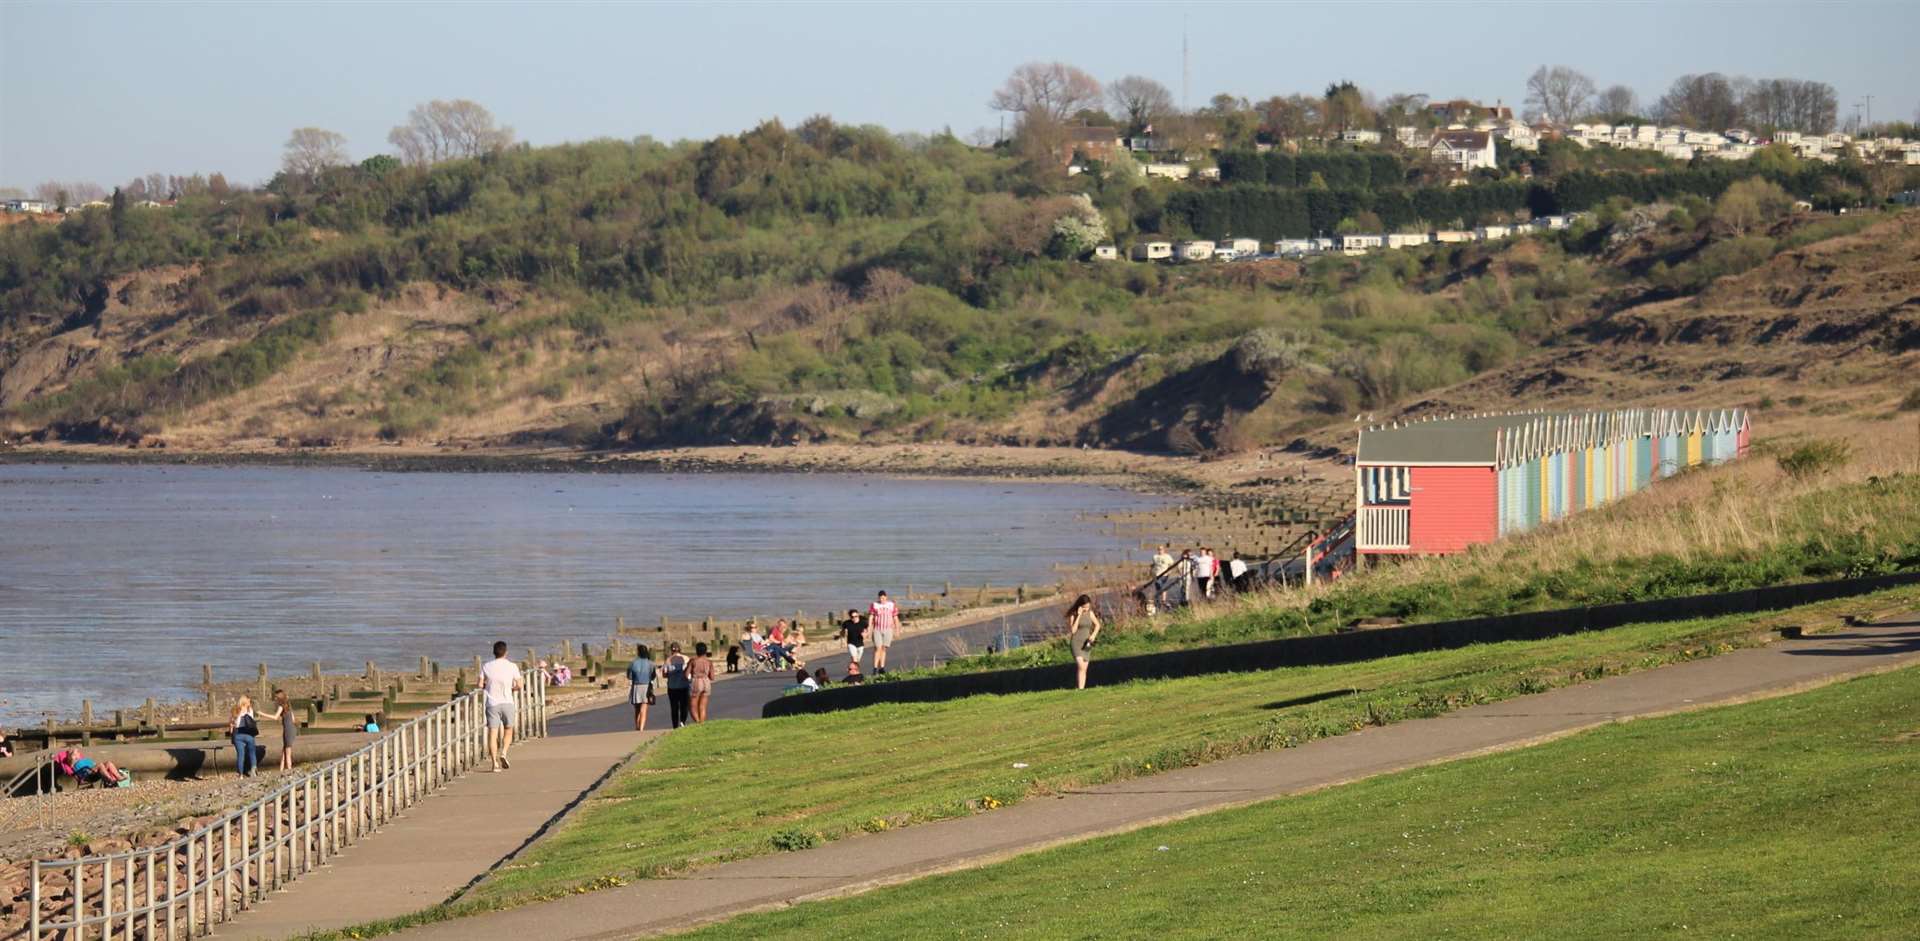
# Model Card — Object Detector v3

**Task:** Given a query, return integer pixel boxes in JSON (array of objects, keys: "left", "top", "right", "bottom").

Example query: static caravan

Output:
[
  {"left": 1092, "top": 245, "right": 1119, "bottom": 261},
  {"left": 1174, "top": 239, "right": 1216, "bottom": 262},
  {"left": 1433, "top": 230, "right": 1475, "bottom": 243},
  {"left": 1225, "top": 237, "right": 1261, "bottom": 256},
  {"left": 1131, "top": 240, "right": 1173, "bottom": 261},
  {"left": 1275, "top": 238, "right": 1313, "bottom": 255},
  {"left": 1354, "top": 408, "right": 1750, "bottom": 558},
  {"left": 1386, "top": 233, "right": 1431, "bottom": 249}
]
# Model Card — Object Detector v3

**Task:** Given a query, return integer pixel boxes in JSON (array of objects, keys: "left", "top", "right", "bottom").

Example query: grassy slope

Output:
[
  {"left": 892, "top": 452, "right": 1920, "bottom": 675},
  {"left": 463, "top": 586, "right": 1919, "bottom": 909},
  {"left": 680, "top": 661, "right": 1920, "bottom": 940}
]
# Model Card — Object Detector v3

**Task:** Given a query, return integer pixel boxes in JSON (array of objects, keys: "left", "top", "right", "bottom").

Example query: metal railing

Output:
[
  {"left": 28, "top": 669, "right": 546, "bottom": 940},
  {"left": 4, "top": 749, "right": 56, "bottom": 800}
]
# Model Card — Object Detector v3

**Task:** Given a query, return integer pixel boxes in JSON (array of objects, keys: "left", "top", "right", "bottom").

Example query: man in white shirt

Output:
[
  {"left": 1195, "top": 547, "right": 1218, "bottom": 599},
  {"left": 480, "top": 641, "right": 523, "bottom": 772},
  {"left": 868, "top": 591, "right": 900, "bottom": 675},
  {"left": 1149, "top": 545, "right": 1175, "bottom": 612}
]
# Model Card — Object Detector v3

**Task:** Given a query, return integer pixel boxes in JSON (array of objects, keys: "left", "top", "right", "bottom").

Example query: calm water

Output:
[{"left": 0, "top": 464, "right": 1155, "bottom": 725}]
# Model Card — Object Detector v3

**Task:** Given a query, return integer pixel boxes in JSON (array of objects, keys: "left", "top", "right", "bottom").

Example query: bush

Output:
[
  {"left": 770, "top": 828, "right": 822, "bottom": 852},
  {"left": 1776, "top": 438, "right": 1853, "bottom": 480}
]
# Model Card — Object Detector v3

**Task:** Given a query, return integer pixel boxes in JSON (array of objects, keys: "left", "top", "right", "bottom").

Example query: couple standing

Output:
[
  {"left": 627, "top": 641, "right": 716, "bottom": 730},
  {"left": 839, "top": 590, "right": 901, "bottom": 676}
]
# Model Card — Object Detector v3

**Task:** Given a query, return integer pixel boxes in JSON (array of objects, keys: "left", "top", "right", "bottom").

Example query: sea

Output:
[{"left": 0, "top": 463, "right": 1158, "bottom": 725}]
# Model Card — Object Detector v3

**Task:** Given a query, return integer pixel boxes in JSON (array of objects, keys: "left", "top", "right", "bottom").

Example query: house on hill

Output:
[
  {"left": 1429, "top": 129, "right": 1497, "bottom": 171},
  {"left": 1130, "top": 239, "right": 1173, "bottom": 261},
  {"left": 1061, "top": 126, "right": 1122, "bottom": 166},
  {"left": 1353, "top": 409, "right": 1750, "bottom": 558}
]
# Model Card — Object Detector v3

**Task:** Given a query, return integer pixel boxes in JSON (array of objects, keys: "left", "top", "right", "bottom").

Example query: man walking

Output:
[
  {"left": 1149, "top": 544, "right": 1175, "bottom": 612},
  {"left": 838, "top": 607, "right": 867, "bottom": 668},
  {"left": 868, "top": 590, "right": 899, "bottom": 675},
  {"left": 480, "top": 641, "right": 523, "bottom": 772}
]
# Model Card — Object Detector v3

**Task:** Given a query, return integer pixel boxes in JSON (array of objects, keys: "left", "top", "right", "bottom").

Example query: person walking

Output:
[
  {"left": 1065, "top": 594, "right": 1103, "bottom": 690},
  {"left": 1195, "top": 546, "right": 1218, "bottom": 600},
  {"left": 663, "top": 642, "right": 692, "bottom": 729},
  {"left": 258, "top": 689, "right": 297, "bottom": 771},
  {"left": 868, "top": 590, "right": 901, "bottom": 674},
  {"left": 228, "top": 696, "right": 261, "bottom": 777},
  {"left": 627, "top": 644, "right": 657, "bottom": 731},
  {"left": 838, "top": 608, "right": 867, "bottom": 667},
  {"left": 1149, "top": 544, "right": 1175, "bottom": 613},
  {"left": 1177, "top": 549, "right": 1197, "bottom": 606},
  {"left": 688, "top": 642, "right": 717, "bottom": 723},
  {"left": 481, "top": 641, "right": 524, "bottom": 772}
]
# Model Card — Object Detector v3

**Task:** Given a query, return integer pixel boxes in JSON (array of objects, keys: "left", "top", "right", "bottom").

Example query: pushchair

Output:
[{"left": 741, "top": 637, "right": 781, "bottom": 673}]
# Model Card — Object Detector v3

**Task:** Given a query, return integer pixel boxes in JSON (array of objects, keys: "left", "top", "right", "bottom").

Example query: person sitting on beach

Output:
[
  {"left": 791, "top": 668, "right": 818, "bottom": 693},
  {"left": 842, "top": 661, "right": 866, "bottom": 685},
  {"left": 0, "top": 730, "right": 11, "bottom": 759},
  {"left": 363, "top": 714, "right": 381, "bottom": 733},
  {"left": 768, "top": 619, "right": 799, "bottom": 669},
  {"left": 552, "top": 663, "right": 572, "bottom": 686}
]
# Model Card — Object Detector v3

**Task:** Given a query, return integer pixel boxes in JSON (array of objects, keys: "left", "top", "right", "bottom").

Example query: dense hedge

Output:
[
  {"left": 1165, "top": 161, "right": 1879, "bottom": 239},
  {"left": 1215, "top": 150, "right": 1405, "bottom": 189}
]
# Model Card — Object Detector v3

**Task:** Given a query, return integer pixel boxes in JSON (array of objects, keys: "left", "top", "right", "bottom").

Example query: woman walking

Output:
[
  {"left": 258, "top": 689, "right": 297, "bottom": 771},
  {"left": 627, "top": 644, "right": 657, "bottom": 731},
  {"left": 663, "top": 642, "right": 692, "bottom": 729},
  {"left": 688, "top": 642, "right": 717, "bottom": 723},
  {"left": 1065, "top": 594, "right": 1103, "bottom": 690},
  {"left": 228, "top": 695, "right": 261, "bottom": 777}
]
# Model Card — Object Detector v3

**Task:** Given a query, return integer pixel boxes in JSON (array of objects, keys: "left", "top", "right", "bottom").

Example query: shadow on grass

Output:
[{"left": 1259, "top": 688, "right": 1364, "bottom": 711}]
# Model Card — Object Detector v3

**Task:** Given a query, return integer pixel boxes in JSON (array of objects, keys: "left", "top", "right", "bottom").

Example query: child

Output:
[
  {"left": 363, "top": 714, "right": 381, "bottom": 733},
  {"left": 258, "top": 689, "right": 297, "bottom": 772}
]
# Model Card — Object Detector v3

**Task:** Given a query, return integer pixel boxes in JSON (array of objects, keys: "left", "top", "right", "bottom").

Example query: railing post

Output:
[
  {"left": 184, "top": 836, "right": 194, "bottom": 938},
  {"left": 202, "top": 827, "right": 214, "bottom": 934},
  {"left": 220, "top": 819, "right": 233, "bottom": 923},
  {"left": 27, "top": 859, "right": 37, "bottom": 941},
  {"left": 145, "top": 847, "right": 157, "bottom": 940}
]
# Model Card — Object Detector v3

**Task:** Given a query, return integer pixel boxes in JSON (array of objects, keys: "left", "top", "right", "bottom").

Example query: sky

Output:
[{"left": 3, "top": 0, "right": 1918, "bottom": 189}]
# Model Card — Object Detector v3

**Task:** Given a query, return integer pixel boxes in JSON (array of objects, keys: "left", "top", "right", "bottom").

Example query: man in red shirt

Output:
[{"left": 868, "top": 590, "right": 900, "bottom": 675}]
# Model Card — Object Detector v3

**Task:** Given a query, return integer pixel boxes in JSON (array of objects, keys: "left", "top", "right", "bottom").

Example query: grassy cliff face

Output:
[{"left": 1, "top": 122, "right": 1914, "bottom": 454}]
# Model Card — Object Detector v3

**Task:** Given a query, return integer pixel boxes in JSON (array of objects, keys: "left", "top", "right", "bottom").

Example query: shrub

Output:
[
  {"left": 770, "top": 828, "right": 821, "bottom": 852},
  {"left": 1776, "top": 438, "right": 1853, "bottom": 480}
]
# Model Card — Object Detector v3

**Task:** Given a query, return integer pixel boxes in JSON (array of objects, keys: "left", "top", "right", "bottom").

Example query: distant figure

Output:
[
  {"left": 663, "top": 642, "right": 692, "bottom": 728},
  {"left": 1195, "top": 546, "right": 1218, "bottom": 599},
  {"left": 481, "top": 641, "right": 524, "bottom": 772},
  {"left": 362, "top": 714, "right": 381, "bottom": 734},
  {"left": 789, "top": 621, "right": 808, "bottom": 650},
  {"left": 768, "top": 619, "right": 795, "bottom": 670},
  {"left": 1177, "top": 549, "right": 1197, "bottom": 606},
  {"left": 843, "top": 661, "right": 866, "bottom": 685},
  {"left": 258, "top": 689, "right": 297, "bottom": 771},
  {"left": 1226, "top": 554, "right": 1251, "bottom": 592},
  {"left": 869, "top": 590, "right": 900, "bottom": 675},
  {"left": 1065, "top": 594, "right": 1103, "bottom": 690},
  {"left": 689, "top": 642, "right": 716, "bottom": 723},
  {"left": 228, "top": 695, "right": 260, "bottom": 777},
  {"left": 813, "top": 668, "right": 831, "bottom": 688},
  {"left": 726, "top": 645, "right": 741, "bottom": 673},
  {"left": 627, "top": 643, "right": 657, "bottom": 731},
  {"left": 1149, "top": 544, "right": 1176, "bottom": 611},
  {"left": 795, "top": 668, "right": 818, "bottom": 692},
  {"left": 839, "top": 608, "right": 867, "bottom": 667},
  {"left": 0, "top": 730, "right": 12, "bottom": 759}
]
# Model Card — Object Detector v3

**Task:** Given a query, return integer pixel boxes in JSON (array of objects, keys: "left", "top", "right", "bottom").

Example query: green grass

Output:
[
  {"left": 463, "top": 588, "right": 1917, "bottom": 909},
  {"left": 679, "top": 657, "right": 1920, "bottom": 939}
]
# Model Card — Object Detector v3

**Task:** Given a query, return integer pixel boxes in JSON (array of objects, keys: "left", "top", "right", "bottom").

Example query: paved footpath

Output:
[
  {"left": 213, "top": 729, "right": 653, "bottom": 941},
  {"left": 373, "top": 618, "right": 1920, "bottom": 941}
]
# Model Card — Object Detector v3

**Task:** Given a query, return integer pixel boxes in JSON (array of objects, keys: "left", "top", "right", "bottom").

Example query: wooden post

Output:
[
  {"left": 81, "top": 700, "right": 94, "bottom": 745},
  {"left": 366, "top": 660, "right": 377, "bottom": 680},
  {"left": 312, "top": 661, "right": 324, "bottom": 683},
  {"left": 144, "top": 697, "right": 156, "bottom": 728},
  {"left": 258, "top": 663, "right": 271, "bottom": 701},
  {"left": 431, "top": 662, "right": 440, "bottom": 681},
  {"left": 418, "top": 655, "right": 429, "bottom": 677},
  {"left": 616, "top": 615, "right": 625, "bottom": 633}
]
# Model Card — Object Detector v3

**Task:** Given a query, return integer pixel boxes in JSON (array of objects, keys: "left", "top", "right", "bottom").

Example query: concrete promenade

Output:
[{"left": 344, "top": 618, "right": 1920, "bottom": 941}]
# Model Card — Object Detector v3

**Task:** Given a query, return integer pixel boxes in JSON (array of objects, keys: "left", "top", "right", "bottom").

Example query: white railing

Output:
[
  {"left": 1357, "top": 506, "right": 1410, "bottom": 551},
  {"left": 28, "top": 669, "right": 546, "bottom": 940}
]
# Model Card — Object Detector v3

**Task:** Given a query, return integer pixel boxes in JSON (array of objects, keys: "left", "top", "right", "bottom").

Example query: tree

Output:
[
  {"left": 1713, "top": 177, "right": 1791, "bottom": 235},
  {"left": 1322, "top": 81, "right": 1373, "bottom": 133},
  {"left": 207, "top": 173, "right": 231, "bottom": 198},
  {"left": 144, "top": 172, "right": 168, "bottom": 200},
  {"left": 1257, "top": 95, "right": 1317, "bottom": 143},
  {"left": 283, "top": 127, "right": 349, "bottom": 176},
  {"left": 1592, "top": 85, "right": 1639, "bottom": 120},
  {"left": 1655, "top": 73, "right": 1741, "bottom": 129},
  {"left": 1524, "top": 65, "right": 1596, "bottom": 125},
  {"left": 359, "top": 154, "right": 401, "bottom": 178},
  {"left": 388, "top": 99, "right": 514, "bottom": 166},
  {"left": 989, "top": 62, "right": 1103, "bottom": 123},
  {"left": 1107, "top": 75, "right": 1174, "bottom": 134}
]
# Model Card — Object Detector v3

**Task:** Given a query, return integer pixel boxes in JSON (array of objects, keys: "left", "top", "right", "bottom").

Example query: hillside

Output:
[{"left": 1, "top": 123, "right": 1915, "bottom": 467}]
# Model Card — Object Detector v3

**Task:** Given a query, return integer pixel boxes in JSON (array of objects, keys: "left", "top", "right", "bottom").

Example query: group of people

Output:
[
  {"left": 728, "top": 618, "right": 808, "bottom": 673},
  {"left": 625, "top": 640, "right": 718, "bottom": 730},
  {"left": 226, "top": 689, "right": 301, "bottom": 777},
  {"left": 1145, "top": 544, "right": 1248, "bottom": 612}
]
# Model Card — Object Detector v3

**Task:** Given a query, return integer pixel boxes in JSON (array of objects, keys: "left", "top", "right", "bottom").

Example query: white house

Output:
[
  {"left": 1274, "top": 238, "right": 1313, "bottom": 255},
  {"left": 1340, "top": 234, "right": 1385, "bottom": 253},
  {"left": 1340, "top": 129, "right": 1383, "bottom": 145},
  {"left": 1143, "top": 163, "right": 1192, "bottom": 181},
  {"left": 1173, "top": 239, "right": 1216, "bottom": 262},
  {"left": 1224, "top": 237, "right": 1261, "bottom": 256},
  {"left": 1197, "top": 166, "right": 1221, "bottom": 180},
  {"left": 1310, "top": 237, "right": 1337, "bottom": 252},
  {"left": 1130, "top": 240, "right": 1173, "bottom": 261},
  {"left": 1475, "top": 224, "right": 1511, "bottom": 240},
  {"left": 1429, "top": 129, "right": 1497, "bottom": 171},
  {"left": 1385, "top": 232, "right": 1431, "bottom": 249},
  {"left": 1433, "top": 230, "right": 1476, "bottom": 243},
  {"left": 1211, "top": 246, "right": 1239, "bottom": 261},
  {"left": 4, "top": 198, "right": 52, "bottom": 213},
  {"left": 1542, "top": 215, "right": 1570, "bottom": 229},
  {"left": 1092, "top": 245, "right": 1119, "bottom": 261}
]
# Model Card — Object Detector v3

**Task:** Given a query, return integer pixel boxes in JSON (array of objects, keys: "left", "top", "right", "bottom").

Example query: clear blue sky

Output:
[{"left": 3, "top": 0, "right": 1916, "bottom": 189}]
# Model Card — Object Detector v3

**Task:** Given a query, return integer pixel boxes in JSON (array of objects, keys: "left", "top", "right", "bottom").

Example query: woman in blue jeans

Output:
[{"left": 228, "top": 695, "right": 261, "bottom": 776}]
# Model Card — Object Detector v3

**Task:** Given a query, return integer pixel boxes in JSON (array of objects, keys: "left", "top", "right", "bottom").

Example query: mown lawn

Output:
[
  {"left": 681, "top": 660, "right": 1920, "bottom": 940},
  {"left": 466, "top": 586, "right": 1919, "bottom": 908}
]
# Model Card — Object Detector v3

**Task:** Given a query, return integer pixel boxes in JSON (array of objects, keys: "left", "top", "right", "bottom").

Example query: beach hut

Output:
[{"left": 1355, "top": 408, "right": 1750, "bottom": 558}]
